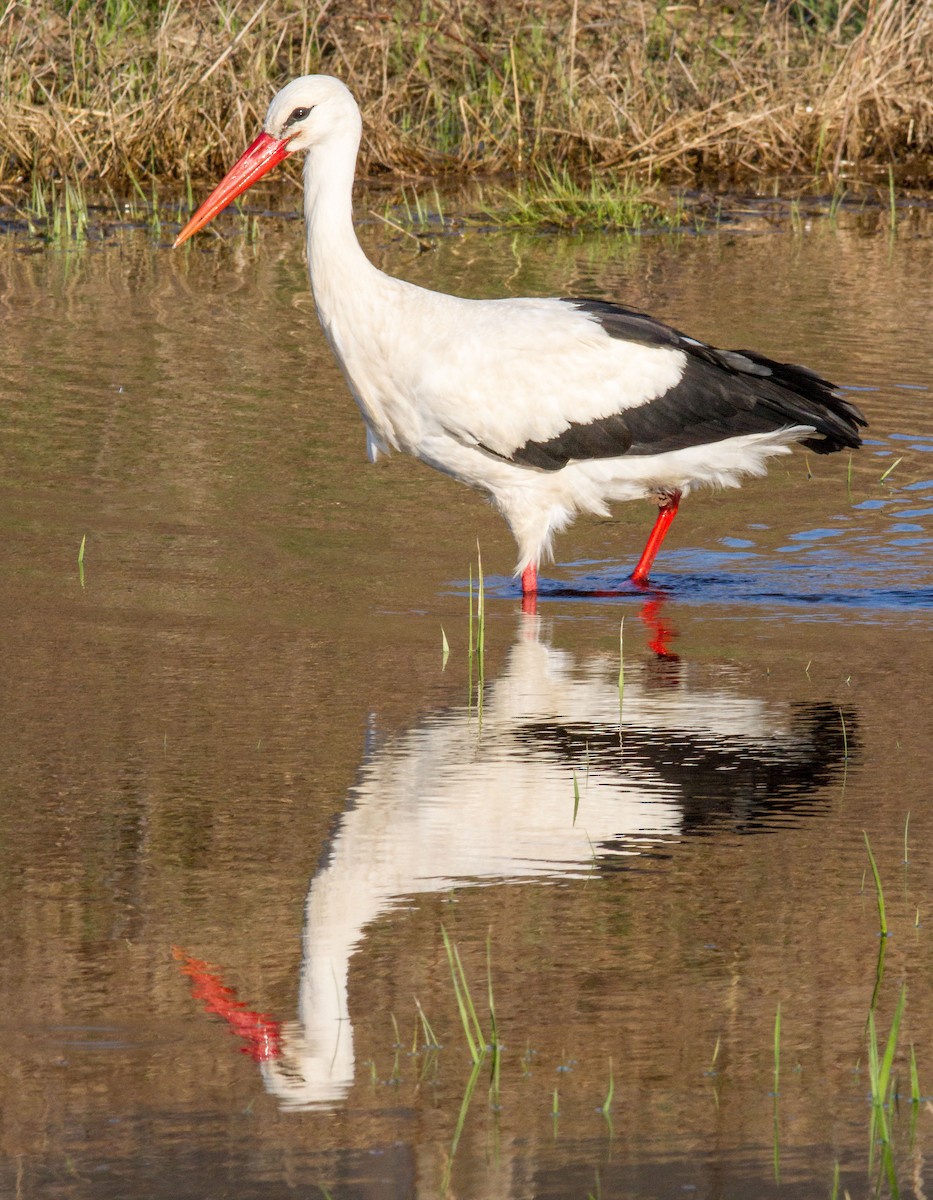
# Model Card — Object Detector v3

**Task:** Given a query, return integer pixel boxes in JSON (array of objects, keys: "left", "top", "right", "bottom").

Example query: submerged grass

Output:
[
  {"left": 1, "top": 0, "right": 930, "bottom": 199},
  {"left": 468, "top": 548, "right": 485, "bottom": 716},
  {"left": 856, "top": 827, "right": 925, "bottom": 1197},
  {"left": 25, "top": 177, "right": 90, "bottom": 243},
  {"left": 863, "top": 831, "right": 889, "bottom": 938},
  {"left": 439, "top": 927, "right": 502, "bottom": 1193},
  {"left": 494, "top": 164, "right": 679, "bottom": 232},
  {"left": 600, "top": 1058, "right": 614, "bottom": 1119},
  {"left": 399, "top": 909, "right": 923, "bottom": 1198},
  {"left": 440, "top": 925, "right": 499, "bottom": 1077},
  {"left": 867, "top": 984, "right": 905, "bottom": 1193},
  {"left": 13, "top": 168, "right": 200, "bottom": 245},
  {"left": 880, "top": 457, "right": 903, "bottom": 484}
]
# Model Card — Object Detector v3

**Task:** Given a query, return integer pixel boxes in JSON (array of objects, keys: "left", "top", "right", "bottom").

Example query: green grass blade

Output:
[
  {"left": 442, "top": 1054, "right": 484, "bottom": 1194},
  {"left": 878, "top": 985, "right": 906, "bottom": 1104},
  {"left": 476, "top": 542, "right": 485, "bottom": 686},
  {"left": 468, "top": 562, "right": 473, "bottom": 681},
  {"left": 881, "top": 1142, "right": 901, "bottom": 1200},
  {"left": 442, "top": 926, "right": 484, "bottom": 1062},
  {"left": 867, "top": 1008, "right": 891, "bottom": 1155},
  {"left": 415, "top": 996, "right": 439, "bottom": 1049},
  {"left": 601, "top": 1057, "right": 614, "bottom": 1116},
  {"left": 863, "top": 831, "right": 888, "bottom": 937},
  {"left": 486, "top": 934, "right": 500, "bottom": 1103},
  {"left": 868, "top": 935, "right": 887, "bottom": 1016},
  {"left": 880, "top": 457, "right": 903, "bottom": 483}
]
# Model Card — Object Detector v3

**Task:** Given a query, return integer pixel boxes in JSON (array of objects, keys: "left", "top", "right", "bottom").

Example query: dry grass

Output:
[{"left": 0, "top": 0, "right": 931, "bottom": 195}]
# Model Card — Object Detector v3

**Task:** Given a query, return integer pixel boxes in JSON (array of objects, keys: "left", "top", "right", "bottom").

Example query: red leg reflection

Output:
[
  {"left": 637, "top": 594, "right": 679, "bottom": 659},
  {"left": 174, "top": 947, "right": 281, "bottom": 1062},
  {"left": 521, "top": 563, "right": 538, "bottom": 615}
]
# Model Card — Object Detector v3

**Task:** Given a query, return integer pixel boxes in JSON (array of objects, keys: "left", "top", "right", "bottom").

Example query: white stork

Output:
[{"left": 174, "top": 75, "right": 866, "bottom": 600}]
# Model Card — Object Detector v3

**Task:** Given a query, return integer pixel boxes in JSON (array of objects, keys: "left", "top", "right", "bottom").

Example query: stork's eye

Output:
[{"left": 285, "top": 106, "right": 312, "bottom": 128}]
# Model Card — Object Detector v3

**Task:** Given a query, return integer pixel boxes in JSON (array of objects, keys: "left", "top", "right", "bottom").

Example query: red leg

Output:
[
  {"left": 521, "top": 563, "right": 538, "bottom": 615},
  {"left": 631, "top": 490, "right": 681, "bottom": 586}
]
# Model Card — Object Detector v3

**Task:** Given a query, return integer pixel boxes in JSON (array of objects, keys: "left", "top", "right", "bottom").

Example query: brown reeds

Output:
[{"left": 0, "top": 0, "right": 930, "bottom": 195}]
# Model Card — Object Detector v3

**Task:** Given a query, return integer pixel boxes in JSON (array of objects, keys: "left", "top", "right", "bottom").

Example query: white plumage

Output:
[{"left": 175, "top": 75, "right": 866, "bottom": 599}]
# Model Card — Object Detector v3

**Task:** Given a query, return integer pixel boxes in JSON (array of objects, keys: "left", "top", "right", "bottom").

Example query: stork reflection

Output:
[{"left": 178, "top": 609, "right": 854, "bottom": 1109}]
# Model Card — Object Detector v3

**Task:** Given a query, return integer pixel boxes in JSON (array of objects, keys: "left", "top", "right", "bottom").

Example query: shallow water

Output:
[{"left": 2, "top": 206, "right": 933, "bottom": 1199}]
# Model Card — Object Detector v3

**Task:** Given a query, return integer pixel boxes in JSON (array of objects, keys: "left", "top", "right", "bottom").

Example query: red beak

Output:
[{"left": 173, "top": 131, "right": 293, "bottom": 248}]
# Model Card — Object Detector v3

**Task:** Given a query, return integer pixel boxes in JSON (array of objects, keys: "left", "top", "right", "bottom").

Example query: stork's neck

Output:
[{"left": 302, "top": 137, "right": 383, "bottom": 322}]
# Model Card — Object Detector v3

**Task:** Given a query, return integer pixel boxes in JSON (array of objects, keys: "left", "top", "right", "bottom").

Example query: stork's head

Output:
[
  {"left": 173, "top": 75, "right": 360, "bottom": 248},
  {"left": 262, "top": 75, "right": 361, "bottom": 152}
]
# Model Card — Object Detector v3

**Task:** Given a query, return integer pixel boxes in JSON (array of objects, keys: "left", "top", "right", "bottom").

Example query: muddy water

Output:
[{"left": 2, "top": 206, "right": 932, "bottom": 1199}]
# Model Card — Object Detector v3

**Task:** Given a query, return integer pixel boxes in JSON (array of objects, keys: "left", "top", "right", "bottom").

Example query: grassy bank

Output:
[{"left": 1, "top": 0, "right": 931, "bottom": 199}]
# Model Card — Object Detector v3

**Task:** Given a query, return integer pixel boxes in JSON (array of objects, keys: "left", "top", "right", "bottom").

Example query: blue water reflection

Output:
[{"left": 478, "top": 459, "right": 933, "bottom": 617}]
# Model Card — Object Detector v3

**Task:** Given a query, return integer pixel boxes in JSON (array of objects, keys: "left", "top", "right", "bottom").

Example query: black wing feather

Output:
[{"left": 503, "top": 298, "right": 867, "bottom": 472}]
